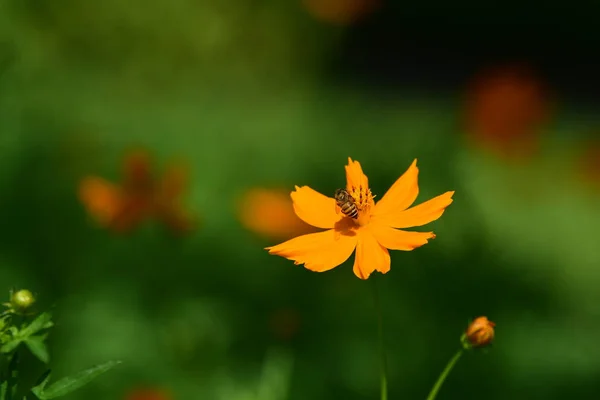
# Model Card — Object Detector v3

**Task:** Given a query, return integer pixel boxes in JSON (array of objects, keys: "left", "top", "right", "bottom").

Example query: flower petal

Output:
[
  {"left": 345, "top": 157, "right": 369, "bottom": 193},
  {"left": 267, "top": 229, "right": 357, "bottom": 273},
  {"left": 370, "top": 222, "right": 435, "bottom": 250},
  {"left": 378, "top": 191, "right": 454, "bottom": 229},
  {"left": 291, "top": 186, "right": 342, "bottom": 229},
  {"left": 352, "top": 230, "right": 390, "bottom": 279},
  {"left": 78, "top": 176, "right": 123, "bottom": 226},
  {"left": 373, "top": 159, "right": 419, "bottom": 218}
]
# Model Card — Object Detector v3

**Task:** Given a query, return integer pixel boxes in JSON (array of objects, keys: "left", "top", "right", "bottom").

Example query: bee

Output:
[{"left": 334, "top": 188, "right": 359, "bottom": 219}]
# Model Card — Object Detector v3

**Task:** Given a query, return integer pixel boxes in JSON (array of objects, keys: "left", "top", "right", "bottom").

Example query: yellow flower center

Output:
[{"left": 348, "top": 184, "right": 375, "bottom": 227}]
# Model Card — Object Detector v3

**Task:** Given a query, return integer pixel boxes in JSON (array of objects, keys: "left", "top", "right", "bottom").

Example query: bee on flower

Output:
[{"left": 266, "top": 158, "right": 454, "bottom": 279}]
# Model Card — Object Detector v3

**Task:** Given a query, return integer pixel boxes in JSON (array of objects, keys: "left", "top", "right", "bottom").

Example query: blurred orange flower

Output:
[
  {"left": 266, "top": 158, "right": 454, "bottom": 279},
  {"left": 464, "top": 64, "right": 550, "bottom": 159},
  {"left": 238, "top": 188, "right": 318, "bottom": 240},
  {"left": 78, "top": 149, "right": 195, "bottom": 234},
  {"left": 302, "top": 0, "right": 381, "bottom": 26},
  {"left": 124, "top": 388, "right": 171, "bottom": 400}
]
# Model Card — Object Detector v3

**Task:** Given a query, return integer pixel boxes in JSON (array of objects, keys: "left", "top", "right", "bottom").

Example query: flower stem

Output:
[
  {"left": 426, "top": 349, "right": 463, "bottom": 400},
  {"left": 371, "top": 275, "right": 388, "bottom": 400}
]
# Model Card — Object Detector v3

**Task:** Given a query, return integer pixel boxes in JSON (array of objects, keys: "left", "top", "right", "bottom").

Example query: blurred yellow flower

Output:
[
  {"left": 464, "top": 64, "right": 550, "bottom": 160},
  {"left": 238, "top": 188, "right": 317, "bottom": 240},
  {"left": 267, "top": 158, "right": 454, "bottom": 279},
  {"left": 302, "top": 0, "right": 381, "bottom": 26},
  {"left": 78, "top": 149, "right": 195, "bottom": 234}
]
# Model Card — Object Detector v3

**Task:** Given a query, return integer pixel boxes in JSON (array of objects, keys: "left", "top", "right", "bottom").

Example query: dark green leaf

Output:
[
  {"left": 24, "top": 336, "right": 49, "bottom": 364},
  {"left": 30, "top": 361, "right": 121, "bottom": 399}
]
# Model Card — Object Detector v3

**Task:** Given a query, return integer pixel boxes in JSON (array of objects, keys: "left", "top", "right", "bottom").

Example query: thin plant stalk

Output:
[
  {"left": 426, "top": 349, "right": 463, "bottom": 400},
  {"left": 371, "top": 275, "right": 388, "bottom": 400}
]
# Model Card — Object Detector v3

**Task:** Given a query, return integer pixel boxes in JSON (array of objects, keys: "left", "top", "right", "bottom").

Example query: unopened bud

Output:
[
  {"left": 461, "top": 316, "right": 495, "bottom": 349},
  {"left": 10, "top": 289, "right": 35, "bottom": 312}
]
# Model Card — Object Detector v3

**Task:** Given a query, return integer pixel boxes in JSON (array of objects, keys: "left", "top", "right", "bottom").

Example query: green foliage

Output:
[
  {"left": 31, "top": 361, "right": 121, "bottom": 400},
  {"left": 0, "top": 290, "right": 119, "bottom": 399},
  {"left": 0, "top": 313, "right": 53, "bottom": 362}
]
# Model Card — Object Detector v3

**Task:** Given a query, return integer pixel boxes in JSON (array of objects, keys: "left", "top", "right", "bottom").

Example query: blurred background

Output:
[{"left": 1, "top": 0, "right": 599, "bottom": 399}]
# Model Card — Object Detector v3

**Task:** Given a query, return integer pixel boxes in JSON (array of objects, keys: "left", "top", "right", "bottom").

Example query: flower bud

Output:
[
  {"left": 10, "top": 289, "right": 36, "bottom": 313},
  {"left": 462, "top": 316, "right": 495, "bottom": 349}
]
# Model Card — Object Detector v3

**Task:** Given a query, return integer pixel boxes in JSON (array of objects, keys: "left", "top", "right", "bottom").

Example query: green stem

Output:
[
  {"left": 371, "top": 276, "right": 388, "bottom": 400},
  {"left": 6, "top": 351, "right": 19, "bottom": 400},
  {"left": 426, "top": 349, "right": 463, "bottom": 400}
]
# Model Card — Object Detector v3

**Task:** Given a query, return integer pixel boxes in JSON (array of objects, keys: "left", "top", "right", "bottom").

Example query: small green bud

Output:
[{"left": 10, "top": 289, "right": 36, "bottom": 312}]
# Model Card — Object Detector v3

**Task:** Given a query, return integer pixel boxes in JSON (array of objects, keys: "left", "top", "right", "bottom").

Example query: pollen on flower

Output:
[
  {"left": 347, "top": 184, "right": 375, "bottom": 226},
  {"left": 348, "top": 184, "right": 374, "bottom": 210}
]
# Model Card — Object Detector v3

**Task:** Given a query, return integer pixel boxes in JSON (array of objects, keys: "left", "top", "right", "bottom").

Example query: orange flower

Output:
[
  {"left": 78, "top": 149, "right": 195, "bottom": 234},
  {"left": 464, "top": 64, "right": 549, "bottom": 160},
  {"left": 302, "top": 0, "right": 381, "bottom": 26},
  {"left": 266, "top": 158, "right": 454, "bottom": 279},
  {"left": 124, "top": 388, "right": 171, "bottom": 400},
  {"left": 462, "top": 316, "right": 495, "bottom": 349},
  {"left": 238, "top": 188, "right": 318, "bottom": 240}
]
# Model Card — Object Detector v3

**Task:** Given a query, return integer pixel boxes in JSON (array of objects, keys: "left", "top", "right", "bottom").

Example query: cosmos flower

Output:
[
  {"left": 464, "top": 64, "right": 550, "bottom": 160},
  {"left": 78, "top": 149, "right": 194, "bottom": 234},
  {"left": 266, "top": 158, "right": 454, "bottom": 279},
  {"left": 238, "top": 187, "right": 317, "bottom": 240}
]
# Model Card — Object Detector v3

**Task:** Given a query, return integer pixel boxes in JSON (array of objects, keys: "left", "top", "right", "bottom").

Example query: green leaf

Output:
[
  {"left": 24, "top": 336, "right": 49, "bottom": 364},
  {"left": 1, "top": 381, "right": 7, "bottom": 400},
  {"left": 30, "top": 361, "right": 121, "bottom": 399},
  {"left": 0, "top": 339, "right": 21, "bottom": 354},
  {"left": 19, "top": 313, "right": 53, "bottom": 338},
  {"left": 30, "top": 370, "right": 51, "bottom": 395}
]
